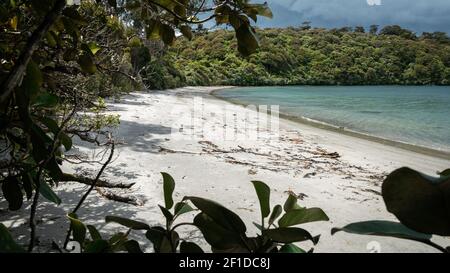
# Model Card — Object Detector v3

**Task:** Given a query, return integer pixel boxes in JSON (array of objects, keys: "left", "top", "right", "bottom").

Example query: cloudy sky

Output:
[{"left": 254, "top": 0, "right": 450, "bottom": 34}]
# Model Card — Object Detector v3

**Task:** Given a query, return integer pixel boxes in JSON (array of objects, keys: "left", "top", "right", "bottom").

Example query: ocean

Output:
[{"left": 215, "top": 86, "right": 450, "bottom": 153}]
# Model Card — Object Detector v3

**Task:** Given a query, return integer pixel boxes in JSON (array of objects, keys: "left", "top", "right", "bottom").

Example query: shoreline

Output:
[{"left": 210, "top": 87, "right": 450, "bottom": 161}]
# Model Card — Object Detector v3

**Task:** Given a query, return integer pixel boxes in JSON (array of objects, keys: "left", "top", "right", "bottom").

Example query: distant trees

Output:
[
  {"left": 354, "top": 26, "right": 365, "bottom": 33},
  {"left": 421, "top": 32, "right": 450, "bottom": 44},
  {"left": 369, "top": 25, "right": 379, "bottom": 35},
  {"left": 380, "top": 25, "right": 417, "bottom": 40},
  {"left": 171, "top": 27, "right": 450, "bottom": 86},
  {"left": 301, "top": 21, "right": 312, "bottom": 30}
]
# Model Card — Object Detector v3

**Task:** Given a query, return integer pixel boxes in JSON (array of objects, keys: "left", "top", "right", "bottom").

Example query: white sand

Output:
[{"left": 2, "top": 86, "right": 449, "bottom": 253}]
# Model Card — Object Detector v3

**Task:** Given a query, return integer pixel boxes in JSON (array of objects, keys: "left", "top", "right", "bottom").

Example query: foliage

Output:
[
  {"left": 169, "top": 27, "right": 450, "bottom": 86},
  {"left": 106, "top": 173, "right": 329, "bottom": 253},
  {"left": 0, "top": 0, "right": 272, "bottom": 252},
  {"left": 64, "top": 213, "right": 142, "bottom": 253},
  {"left": 0, "top": 223, "right": 26, "bottom": 253},
  {"left": 332, "top": 167, "right": 450, "bottom": 253}
]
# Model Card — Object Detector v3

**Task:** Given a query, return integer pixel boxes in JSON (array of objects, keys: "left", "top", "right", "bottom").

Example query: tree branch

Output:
[
  {"left": 59, "top": 172, "right": 135, "bottom": 189},
  {"left": 64, "top": 139, "right": 115, "bottom": 248},
  {"left": 0, "top": 0, "right": 67, "bottom": 104}
]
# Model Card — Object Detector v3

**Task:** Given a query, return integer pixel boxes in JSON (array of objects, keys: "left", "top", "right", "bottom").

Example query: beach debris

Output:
[
  {"left": 96, "top": 188, "right": 142, "bottom": 206},
  {"left": 303, "top": 172, "right": 317, "bottom": 178},
  {"left": 284, "top": 190, "right": 309, "bottom": 200},
  {"left": 195, "top": 130, "right": 381, "bottom": 184}
]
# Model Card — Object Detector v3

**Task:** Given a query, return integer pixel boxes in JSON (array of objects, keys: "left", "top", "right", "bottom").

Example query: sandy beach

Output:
[{"left": 2, "top": 86, "right": 450, "bottom": 253}]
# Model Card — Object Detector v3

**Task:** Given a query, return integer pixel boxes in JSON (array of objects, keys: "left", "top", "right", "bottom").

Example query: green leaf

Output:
[
  {"left": 22, "top": 61, "right": 43, "bottom": 98},
  {"left": 382, "top": 167, "right": 450, "bottom": 236},
  {"left": 331, "top": 221, "right": 435, "bottom": 247},
  {"left": 108, "top": 232, "right": 129, "bottom": 252},
  {"left": 283, "top": 193, "right": 301, "bottom": 212},
  {"left": 0, "top": 223, "right": 25, "bottom": 253},
  {"left": 161, "top": 172, "right": 175, "bottom": 209},
  {"left": 193, "top": 213, "right": 249, "bottom": 252},
  {"left": 44, "top": 157, "right": 63, "bottom": 180},
  {"left": 105, "top": 216, "right": 150, "bottom": 230},
  {"left": 253, "top": 222, "right": 263, "bottom": 231},
  {"left": 174, "top": 202, "right": 194, "bottom": 216},
  {"left": 146, "top": 20, "right": 161, "bottom": 39},
  {"left": 67, "top": 213, "right": 86, "bottom": 245},
  {"left": 179, "top": 25, "right": 193, "bottom": 40},
  {"left": 10, "top": 15, "right": 18, "bottom": 30},
  {"left": 159, "top": 24, "right": 175, "bottom": 46},
  {"left": 87, "top": 225, "right": 102, "bottom": 241},
  {"left": 1, "top": 177, "right": 23, "bottom": 211},
  {"left": 45, "top": 31, "right": 57, "bottom": 47},
  {"left": 268, "top": 205, "right": 282, "bottom": 226},
  {"left": 438, "top": 168, "right": 450, "bottom": 177},
  {"left": 39, "top": 179, "right": 61, "bottom": 205},
  {"left": 59, "top": 133, "right": 72, "bottom": 151},
  {"left": 186, "top": 196, "right": 247, "bottom": 234},
  {"left": 251, "top": 181, "right": 271, "bottom": 219},
  {"left": 61, "top": 16, "right": 80, "bottom": 44},
  {"left": 33, "top": 92, "right": 58, "bottom": 108},
  {"left": 145, "top": 227, "right": 165, "bottom": 251},
  {"left": 159, "top": 205, "right": 174, "bottom": 222},
  {"left": 84, "top": 239, "right": 109, "bottom": 253},
  {"left": 279, "top": 243, "right": 306, "bottom": 253},
  {"left": 78, "top": 53, "right": 97, "bottom": 74},
  {"left": 123, "top": 240, "right": 143, "bottom": 253},
  {"left": 278, "top": 208, "right": 329, "bottom": 227},
  {"left": 145, "top": 227, "right": 176, "bottom": 253},
  {"left": 214, "top": 5, "right": 231, "bottom": 25},
  {"left": 180, "top": 241, "right": 204, "bottom": 253},
  {"left": 244, "top": 3, "right": 273, "bottom": 19},
  {"left": 39, "top": 116, "right": 59, "bottom": 135},
  {"left": 87, "top": 42, "right": 101, "bottom": 55},
  {"left": 235, "top": 23, "right": 259, "bottom": 56},
  {"left": 263, "top": 227, "right": 319, "bottom": 244}
]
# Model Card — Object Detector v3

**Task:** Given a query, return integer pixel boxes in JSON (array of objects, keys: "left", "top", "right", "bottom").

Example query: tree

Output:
[
  {"left": 169, "top": 27, "right": 450, "bottom": 86},
  {"left": 354, "top": 26, "right": 365, "bottom": 33},
  {"left": 380, "top": 25, "right": 417, "bottom": 40},
  {"left": 0, "top": 0, "right": 273, "bottom": 252},
  {"left": 301, "top": 21, "right": 312, "bottom": 30},
  {"left": 421, "top": 32, "right": 450, "bottom": 44},
  {"left": 369, "top": 24, "right": 379, "bottom": 35}
]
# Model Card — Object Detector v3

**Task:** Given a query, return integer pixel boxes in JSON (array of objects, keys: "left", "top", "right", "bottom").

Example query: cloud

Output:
[{"left": 255, "top": 0, "right": 450, "bottom": 34}]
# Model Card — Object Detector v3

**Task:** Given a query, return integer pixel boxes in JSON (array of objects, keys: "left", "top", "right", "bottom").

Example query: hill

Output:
[{"left": 166, "top": 27, "right": 450, "bottom": 86}]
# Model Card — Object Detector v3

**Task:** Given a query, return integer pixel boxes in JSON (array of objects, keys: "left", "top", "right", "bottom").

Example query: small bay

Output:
[{"left": 215, "top": 86, "right": 450, "bottom": 153}]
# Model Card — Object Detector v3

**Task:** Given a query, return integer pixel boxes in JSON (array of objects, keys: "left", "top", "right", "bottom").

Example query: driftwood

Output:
[
  {"left": 59, "top": 173, "right": 135, "bottom": 189},
  {"left": 96, "top": 188, "right": 141, "bottom": 206}
]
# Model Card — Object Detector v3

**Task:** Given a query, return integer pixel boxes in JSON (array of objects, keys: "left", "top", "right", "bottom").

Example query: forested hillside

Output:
[{"left": 168, "top": 27, "right": 450, "bottom": 86}]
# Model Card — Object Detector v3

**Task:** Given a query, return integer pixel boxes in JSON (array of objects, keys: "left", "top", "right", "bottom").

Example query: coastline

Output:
[
  {"left": 210, "top": 87, "right": 450, "bottom": 161},
  {"left": 2, "top": 86, "right": 450, "bottom": 253}
]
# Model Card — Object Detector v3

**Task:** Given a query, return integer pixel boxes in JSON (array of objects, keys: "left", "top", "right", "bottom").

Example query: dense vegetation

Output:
[
  {"left": 0, "top": 0, "right": 273, "bottom": 252},
  {"left": 169, "top": 26, "right": 450, "bottom": 86}
]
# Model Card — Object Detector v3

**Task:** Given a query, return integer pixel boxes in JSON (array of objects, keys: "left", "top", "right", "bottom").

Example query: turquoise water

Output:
[{"left": 215, "top": 86, "right": 450, "bottom": 152}]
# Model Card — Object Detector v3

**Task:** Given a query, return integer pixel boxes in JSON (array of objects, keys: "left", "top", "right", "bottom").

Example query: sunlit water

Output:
[{"left": 215, "top": 86, "right": 450, "bottom": 152}]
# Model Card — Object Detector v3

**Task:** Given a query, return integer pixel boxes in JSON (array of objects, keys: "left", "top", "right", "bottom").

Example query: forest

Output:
[{"left": 167, "top": 26, "right": 450, "bottom": 86}]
